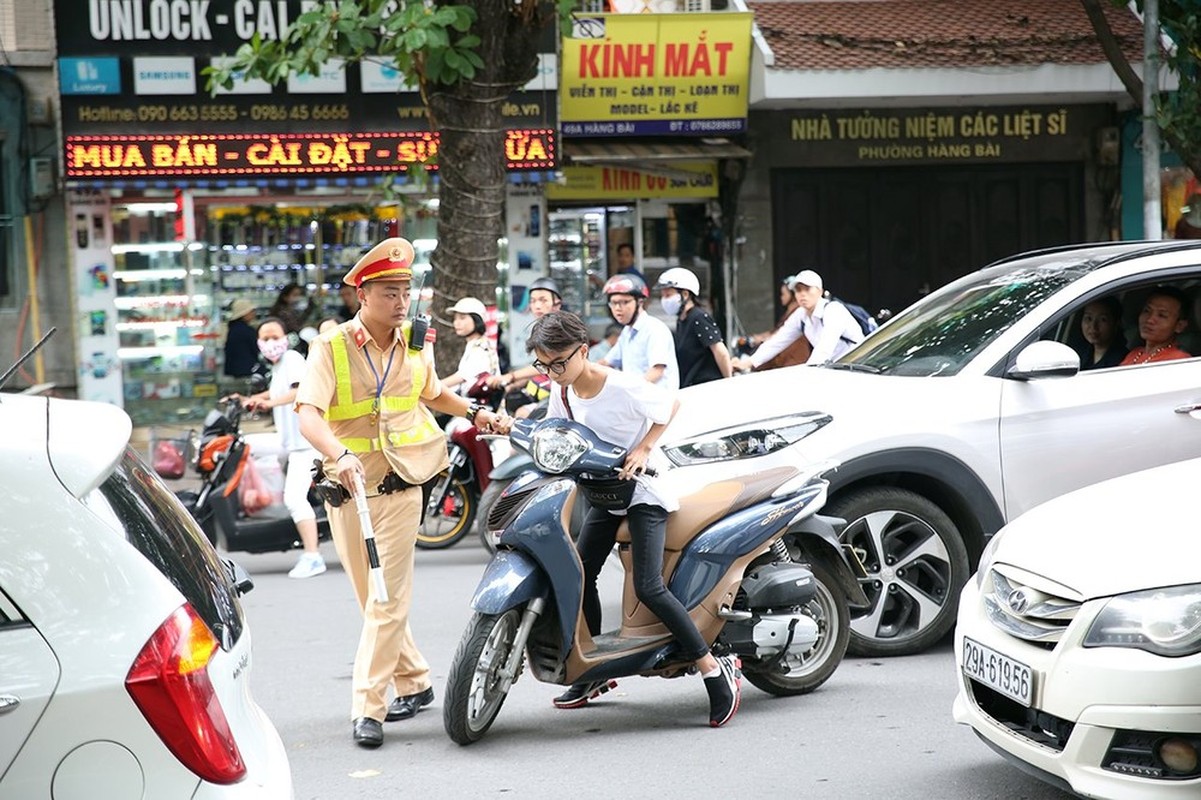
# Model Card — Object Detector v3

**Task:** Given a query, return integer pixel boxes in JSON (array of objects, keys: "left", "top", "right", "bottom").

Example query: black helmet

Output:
[
  {"left": 602, "top": 273, "right": 649, "bottom": 299},
  {"left": 528, "top": 277, "right": 562, "bottom": 300}
]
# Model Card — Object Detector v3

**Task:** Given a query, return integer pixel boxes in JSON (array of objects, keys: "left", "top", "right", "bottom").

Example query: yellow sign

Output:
[
  {"left": 546, "top": 162, "right": 718, "bottom": 200},
  {"left": 560, "top": 13, "right": 752, "bottom": 136}
]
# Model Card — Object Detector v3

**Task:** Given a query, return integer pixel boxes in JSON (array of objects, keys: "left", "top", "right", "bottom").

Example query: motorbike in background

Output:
[
  {"left": 443, "top": 415, "right": 869, "bottom": 744},
  {"left": 167, "top": 394, "right": 330, "bottom": 554},
  {"left": 417, "top": 375, "right": 508, "bottom": 549}
]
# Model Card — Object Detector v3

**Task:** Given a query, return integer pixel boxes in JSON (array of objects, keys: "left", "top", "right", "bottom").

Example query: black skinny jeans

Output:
[{"left": 575, "top": 503, "right": 710, "bottom": 662}]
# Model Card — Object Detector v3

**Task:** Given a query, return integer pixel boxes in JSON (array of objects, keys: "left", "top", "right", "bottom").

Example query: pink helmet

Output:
[{"left": 602, "top": 273, "right": 649, "bottom": 299}]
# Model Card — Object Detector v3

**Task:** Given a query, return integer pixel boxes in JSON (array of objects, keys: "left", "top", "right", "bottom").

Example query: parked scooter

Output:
[
  {"left": 418, "top": 375, "right": 507, "bottom": 549},
  {"left": 443, "top": 416, "right": 869, "bottom": 744},
  {"left": 172, "top": 395, "right": 330, "bottom": 554}
]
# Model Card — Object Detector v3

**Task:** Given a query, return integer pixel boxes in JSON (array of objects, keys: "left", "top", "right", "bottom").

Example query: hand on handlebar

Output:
[{"left": 619, "top": 446, "right": 652, "bottom": 480}]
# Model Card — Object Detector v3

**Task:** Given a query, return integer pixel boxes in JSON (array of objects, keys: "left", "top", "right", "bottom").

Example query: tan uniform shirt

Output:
[{"left": 296, "top": 317, "right": 449, "bottom": 486}]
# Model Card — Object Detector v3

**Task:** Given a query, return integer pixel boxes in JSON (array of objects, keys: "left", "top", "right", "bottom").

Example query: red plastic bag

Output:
[
  {"left": 152, "top": 441, "right": 185, "bottom": 480},
  {"left": 238, "top": 455, "right": 271, "bottom": 515}
]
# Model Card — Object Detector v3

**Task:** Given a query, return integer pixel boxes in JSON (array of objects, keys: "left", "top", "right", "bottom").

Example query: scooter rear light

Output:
[{"left": 125, "top": 604, "right": 246, "bottom": 785}]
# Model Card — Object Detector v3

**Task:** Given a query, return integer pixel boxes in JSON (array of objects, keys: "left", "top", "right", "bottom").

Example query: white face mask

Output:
[
  {"left": 661, "top": 294, "right": 683, "bottom": 316},
  {"left": 258, "top": 337, "right": 289, "bottom": 363}
]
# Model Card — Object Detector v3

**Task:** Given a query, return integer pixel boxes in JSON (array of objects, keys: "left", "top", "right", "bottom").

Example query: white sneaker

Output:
[{"left": 288, "top": 553, "right": 326, "bottom": 579}]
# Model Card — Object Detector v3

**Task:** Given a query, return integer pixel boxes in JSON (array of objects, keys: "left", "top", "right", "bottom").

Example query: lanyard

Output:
[{"left": 363, "top": 343, "right": 398, "bottom": 420}]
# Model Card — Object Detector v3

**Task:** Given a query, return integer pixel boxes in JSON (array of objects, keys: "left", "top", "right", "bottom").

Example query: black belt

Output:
[{"left": 314, "top": 471, "right": 415, "bottom": 508}]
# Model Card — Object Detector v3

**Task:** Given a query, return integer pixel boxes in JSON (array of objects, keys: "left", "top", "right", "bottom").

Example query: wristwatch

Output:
[{"left": 466, "top": 402, "right": 483, "bottom": 423}]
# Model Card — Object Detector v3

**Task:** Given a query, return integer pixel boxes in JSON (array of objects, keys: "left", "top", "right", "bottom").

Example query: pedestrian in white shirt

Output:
[
  {"left": 599, "top": 273, "right": 680, "bottom": 391},
  {"left": 439, "top": 297, "right": 500, "bottom": 394},
  {"left": 734, "top": 270, "right": 863, "bottom": 371}
]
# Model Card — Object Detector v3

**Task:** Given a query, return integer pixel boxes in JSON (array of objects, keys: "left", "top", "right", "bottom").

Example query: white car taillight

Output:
[{"left": 125, "top": 604, "right": 246, "bottom": 784}]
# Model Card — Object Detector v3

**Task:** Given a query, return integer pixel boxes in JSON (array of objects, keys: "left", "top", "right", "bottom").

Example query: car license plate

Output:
[{"left": 962, "top": 637, "right": 1033, "bottom": 707}]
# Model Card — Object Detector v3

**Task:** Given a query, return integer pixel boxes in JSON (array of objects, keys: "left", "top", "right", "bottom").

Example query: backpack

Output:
[{"left": 830, "top": 297, "right": 878, "bottom": 342}]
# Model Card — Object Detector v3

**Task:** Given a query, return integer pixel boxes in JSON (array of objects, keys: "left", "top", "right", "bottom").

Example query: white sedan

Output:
[
  {"left": 0, "top": 393, "right": 292, "bottom": 798},
  {"left": 952, "top": 459, "right": 1201, "bottom": 799}
]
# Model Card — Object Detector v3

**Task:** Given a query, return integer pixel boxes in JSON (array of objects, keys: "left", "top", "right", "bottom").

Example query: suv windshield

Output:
[
  {"left": 835, "top": 261, "right": 1090, "bottom": 376},
  {"left": 84, "top": 448, "right": 244, "bottom": 649}
]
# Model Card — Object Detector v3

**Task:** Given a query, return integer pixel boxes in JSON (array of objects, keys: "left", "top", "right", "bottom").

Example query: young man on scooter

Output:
[{"left": 518, "top": 309, "right": 741, "bottom": 727}]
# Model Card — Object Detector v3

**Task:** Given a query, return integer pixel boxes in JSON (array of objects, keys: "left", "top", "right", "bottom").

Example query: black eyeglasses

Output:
[{"left": 532, "top": 344, "right": 583, "bottom": 375}]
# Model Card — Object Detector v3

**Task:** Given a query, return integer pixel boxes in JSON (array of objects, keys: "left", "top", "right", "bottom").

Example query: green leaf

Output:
[{"left": 405, "top": 27, "right": 428, "bottom": 51}]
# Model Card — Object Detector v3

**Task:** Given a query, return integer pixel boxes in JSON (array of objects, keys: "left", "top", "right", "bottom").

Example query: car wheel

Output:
[{"left": 826, "top": 487, "right": 969, "bottom": 657}]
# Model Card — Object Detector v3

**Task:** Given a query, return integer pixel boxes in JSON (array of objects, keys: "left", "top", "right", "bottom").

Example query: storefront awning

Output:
[
  {"left": 66, "top": 170, "right": 560, "bottom": 191},
  {"left": 564, "top": 140, "right": 752, "bottom": 165},
  {"left": 562, "top": 140, "right": 752, "bottom": 182}
]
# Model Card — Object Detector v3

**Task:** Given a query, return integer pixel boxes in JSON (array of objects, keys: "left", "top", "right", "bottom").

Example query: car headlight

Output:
[
  {"left": 662, "top": 412, "right": 831, "bottom": 467},
  {"left": 531, "top": 427, "right": 589, "bottom": 473},
  {"left": 1083, "top": 584, "right": 1201, "bottom": 657}
]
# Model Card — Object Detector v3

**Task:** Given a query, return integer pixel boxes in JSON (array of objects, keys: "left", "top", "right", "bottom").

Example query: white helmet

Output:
[{"left": 656, "top": 267, "right": 701, "bottom": 296}]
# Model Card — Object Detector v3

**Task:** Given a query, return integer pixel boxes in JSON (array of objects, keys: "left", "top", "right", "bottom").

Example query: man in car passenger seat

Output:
[
  {"left": 1119, "top": 286, "right": 1192, "bottom": 366},
  {"left": 295, "top": 237, "right": 503, "bottom": 749}
]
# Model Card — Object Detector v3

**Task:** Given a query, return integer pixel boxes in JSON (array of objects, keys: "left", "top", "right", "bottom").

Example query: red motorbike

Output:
[{"left": 417, "top": 376, "right": 506, "bottom": 549}]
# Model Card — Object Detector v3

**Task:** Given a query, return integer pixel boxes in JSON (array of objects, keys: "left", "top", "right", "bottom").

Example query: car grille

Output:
[
  {"left": 968, "top": 680, "right": 1074, "bottom": 751},
  {"left": 982, "top": 566, "right": 1081, "bottom": 646}
]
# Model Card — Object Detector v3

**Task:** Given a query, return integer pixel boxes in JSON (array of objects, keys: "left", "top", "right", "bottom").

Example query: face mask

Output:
[
  {"left": 661, "top": 294, "right": 683, "bottom": 316},
  {"left": 291, "top": 299, "right": 306, "bottom": 311},
  {"left": 258, "top": 337, "right": 289, "bottom": 363}
]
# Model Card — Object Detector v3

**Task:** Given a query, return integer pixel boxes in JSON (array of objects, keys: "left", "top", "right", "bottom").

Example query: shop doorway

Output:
[
  {"left": 771, "top": 163, "right": 1084, "bottom": 316},
  {"left": 547, "top": 205, "right": 635, "bottom": 335}
]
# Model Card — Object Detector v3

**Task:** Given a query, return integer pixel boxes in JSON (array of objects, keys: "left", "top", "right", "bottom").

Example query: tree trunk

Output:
[{"left": 426, "top": 0, "right": 544, "bottom": 373}]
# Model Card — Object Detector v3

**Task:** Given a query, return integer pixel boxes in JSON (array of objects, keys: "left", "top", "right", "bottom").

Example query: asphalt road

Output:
[{"left": 232, "top": 537, "right": 1081, "bottom": 800}]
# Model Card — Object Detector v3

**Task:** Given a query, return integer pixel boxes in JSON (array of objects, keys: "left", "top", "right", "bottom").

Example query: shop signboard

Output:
[
  {"left": 546, "top": 161, "right": 718, "bottom": 200},
  {"left": 56, "top": 1, "right": 558, "bottom": 137},
  {"left": 64, "top": 129, "right": 556, "bottom": 178},
  {"left": 559, "top": 13, "right": 752, "bottom": 137}
]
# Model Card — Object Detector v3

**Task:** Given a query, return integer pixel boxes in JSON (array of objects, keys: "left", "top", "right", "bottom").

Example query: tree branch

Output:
[{"left": 1080, "top": 0, "right": 1143, "bottom": 105}]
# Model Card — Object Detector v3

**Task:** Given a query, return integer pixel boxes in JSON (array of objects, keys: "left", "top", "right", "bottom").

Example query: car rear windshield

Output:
[
  {"left": 836, "top": 261, "right": 1089, "bottom": 376},
  {"left": 85, "top": 448, "right": 244, "bottom": 649}
]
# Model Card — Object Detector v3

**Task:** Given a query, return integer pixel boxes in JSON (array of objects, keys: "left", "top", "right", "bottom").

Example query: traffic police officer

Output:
[{"left": 296, "top": 236, "right": 503, "bottom": 748}]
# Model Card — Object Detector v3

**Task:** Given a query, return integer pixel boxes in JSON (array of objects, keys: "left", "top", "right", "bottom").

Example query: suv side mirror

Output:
[{"left": 1007, "top": 340, "right": 1080, "bottom": 380}]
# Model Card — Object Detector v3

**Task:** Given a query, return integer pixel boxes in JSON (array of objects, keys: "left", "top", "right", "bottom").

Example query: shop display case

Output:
[
  {"left": 112, "top": 240, "right": 218, "bottom": 425},
  {"left": 548, "top": 209, "right": 608, "bottom": 334}
]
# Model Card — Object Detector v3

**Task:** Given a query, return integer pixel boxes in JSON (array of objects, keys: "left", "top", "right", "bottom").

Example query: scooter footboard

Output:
[{"left": 471, "top": 551, "right": 548, "bottom": 615}]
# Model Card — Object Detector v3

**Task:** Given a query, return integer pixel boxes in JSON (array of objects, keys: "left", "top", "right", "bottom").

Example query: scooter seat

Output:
[{"left": 615, "top": 466, "right": 799, "bottom": 550}]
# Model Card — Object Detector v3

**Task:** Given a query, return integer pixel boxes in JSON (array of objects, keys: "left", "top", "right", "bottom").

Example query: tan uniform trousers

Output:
[{"left": 327, "top": 485, "right": 431, "bottom": 722}]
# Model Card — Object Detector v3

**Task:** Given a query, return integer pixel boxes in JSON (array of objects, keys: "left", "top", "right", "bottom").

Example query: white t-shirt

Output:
[
  {"left": 269, "top": 349, "right": 310, "bottom": 452},
  {"left": 546, "top": 367, "right": 678, "bottom": 512},
  {"left": 453, "top": 336, "right": 499, "bottom": 394}
]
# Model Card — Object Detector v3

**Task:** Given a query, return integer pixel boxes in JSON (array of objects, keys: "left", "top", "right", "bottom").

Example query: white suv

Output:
[
  {"left": 0, "top": 393, "right": 292, "bottom": 797},
  {"left": 663, "top": 240, "right": 1201, "bottom": 656}
]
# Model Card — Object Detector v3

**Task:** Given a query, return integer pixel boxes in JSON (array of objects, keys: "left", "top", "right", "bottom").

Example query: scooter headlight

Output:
[
  {"left": 662, "top": 412, "right": 831, "bottom": 466},
  {"left": 531, "top": 427, "right": 589, "bottom": 473}
]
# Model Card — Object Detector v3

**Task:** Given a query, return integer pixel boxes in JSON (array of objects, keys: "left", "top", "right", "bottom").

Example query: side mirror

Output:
[
  {"left": 223, "top": 558, "right": 255, "bottom": 596},
  {"left": 1007, "top": 340, "right": 1080, "bottom": 380}
]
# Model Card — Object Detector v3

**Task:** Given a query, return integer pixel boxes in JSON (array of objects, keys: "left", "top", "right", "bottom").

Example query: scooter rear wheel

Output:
[
  {"left": 417, "top": 470, "right": 477, "bottom": 549},
  {"left": 444, "top": 609, "right": 521, "bottom": 745}
]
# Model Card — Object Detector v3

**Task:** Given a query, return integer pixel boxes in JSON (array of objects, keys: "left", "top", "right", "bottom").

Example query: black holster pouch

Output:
[{"left": 315, "top": 479, "right": 351, "bottom": 508}]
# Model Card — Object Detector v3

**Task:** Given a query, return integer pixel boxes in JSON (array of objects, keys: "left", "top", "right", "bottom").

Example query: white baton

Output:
[{"left": 351, "top": 473, "right": 389, "bottom": 603}]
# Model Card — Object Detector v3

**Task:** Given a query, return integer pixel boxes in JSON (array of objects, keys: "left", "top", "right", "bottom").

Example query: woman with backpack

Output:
[{"left": 732, "top": 270, "right": 866, "bottom": 371}]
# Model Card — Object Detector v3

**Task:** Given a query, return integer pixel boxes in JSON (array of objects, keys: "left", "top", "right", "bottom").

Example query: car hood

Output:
[
  {"left": 668, "top": 365, "right": 890, "bottom": 441},
  {"left": 988, "top": 458, "right": 1201, "bottom": 599}
]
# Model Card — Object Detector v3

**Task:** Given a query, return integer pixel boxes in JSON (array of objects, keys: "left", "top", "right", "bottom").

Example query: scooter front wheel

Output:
[
  {"left": 444, "top": 608, "right": 522, "bottom": 745},
  {"left": 417, "top": 470, "right": 477, "bottom": 549}
]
